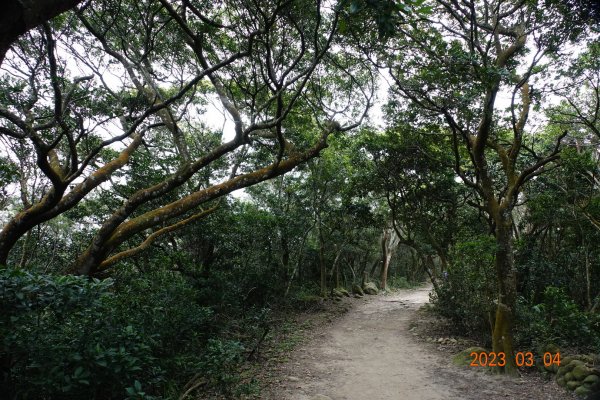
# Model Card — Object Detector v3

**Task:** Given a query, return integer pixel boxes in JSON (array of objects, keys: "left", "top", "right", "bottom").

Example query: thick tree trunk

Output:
[
  {"left": 417, "top": 252, "right": 440, "bottom": 294},
  {"left": 427, "top": 254, "right": 436, "bottom": 281},
  {"left": 425, "top": 268, "right": 441, "bottom": 296},
  {"left": 0, "top": 0, "right": 84, "bottom": 65},
  {"left": 491, "top": 218, "right": 518, "bottom": 375},
  {"left": 0, "top": 186, "right": 66, "bottom": 266},
  {"left": 438, "top": 252, "right": 448, "bottom": 273},
  {"left": 0, "top": 133, "right": 143, "bottom": 267}
]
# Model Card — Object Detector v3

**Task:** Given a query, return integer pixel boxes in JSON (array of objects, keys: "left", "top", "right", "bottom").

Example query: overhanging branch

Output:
[{"left": 97, "top": 204, "right": 220, "bottom": 272}]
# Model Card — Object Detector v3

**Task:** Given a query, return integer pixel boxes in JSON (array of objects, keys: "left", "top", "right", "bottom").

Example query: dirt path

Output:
[{"left": 264, "top": 285, "right": 572, "bottom": 400}]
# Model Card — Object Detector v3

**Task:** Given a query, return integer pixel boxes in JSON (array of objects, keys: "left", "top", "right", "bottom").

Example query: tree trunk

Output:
[
  {"left": 332, "top": 246, "right": 342, "bottom": 288},
  {"left": 0, "top": 0, "right": 84, "bottom": 65},
  {"left": 427, "top": 254, "right": 436, "bottom": 282},
  {"left": 73, "top": 136, "right": 332, "bottom": 275},
  {"left": 491, "top": 218, "right": 518, "bottom": 375},
  {"left": 585, "top": 243, "right": 592, "bottom": 310},
  {"left": 348, "top": 259, "right": 356, "bottom": 282},
  {"left": 319, "top": 224, "right": 327, "bottom": 297},
  {"left": 438, "top": 252, "right": 448, "bottom": 273},
  {"left": 281, "top": 235, "right": 290, "bottom": 279},
  {"left": 369, "top": 259, "right": 380, "bottom": 277},
  {"left": 17, "top": 231, "right": 31, "bottom": 269},
  {"left": 383, "top": 228, "right": 399, "bottom": 288},
  {"left": 380, "top": 251, "right": 392, "bottom": 290},
  {"left": 423, "top": 260, "right": 441, "bottom": 295},
  {"left": 380, "top": 230, "right": 391, "bottom": 290},
  {"left": 284, "top": 224, "right": 313, "bottom": 298},
  {"left": 425, "top": 254, "right": 441, "bottom": 294}
]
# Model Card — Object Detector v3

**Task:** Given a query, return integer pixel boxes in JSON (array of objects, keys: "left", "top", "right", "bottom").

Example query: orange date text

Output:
[{"left": 469, "top": 351, "right": 560, "bottom": 367}]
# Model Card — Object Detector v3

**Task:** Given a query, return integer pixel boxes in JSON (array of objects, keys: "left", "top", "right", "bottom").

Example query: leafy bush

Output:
[
  {"left": 0, "top": 268, "right": 161, "bottom": 399},
  {"left": 199, "top": 339, "right": 245, "bottom": 394},
  {"left": 515, "top": 286, "right": 600, "bottom": 351},
  {"left": 431, "top": 236, "right": 497, "bottom": 343},
  {"left": 0, "top": 265, "right": 260, "bottom": 399},
  {"left": 288, "top": 284, "right": 323, "bottom": 310}
]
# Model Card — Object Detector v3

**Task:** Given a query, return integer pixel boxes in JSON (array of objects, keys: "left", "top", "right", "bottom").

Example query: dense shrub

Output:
[
  {"left": 515, "top": 286, "right": 600, "bottom": 351},
  {"left": 0, "top": 266, "right": 256, "bottom": 399},
  {"left": 199, "top": 339, "right": 247, "bottom": 395},
  {"left": 0, "top": 268, "right": 161, "bottom": 399},
  {"left": 431, "top": 236, "right": 497, "bottom": 343}
]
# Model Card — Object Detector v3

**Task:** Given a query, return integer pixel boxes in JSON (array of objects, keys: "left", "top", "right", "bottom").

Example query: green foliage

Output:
[
  {"left": 125, "top": 380, "right": 158, "bottom": 400},
  {"left": 431, "top": 236, "right": 497, "bottom": 343},
  {"left": 518, "top": 146, "right": 600, "bottom": 308},
  {"left": 0, "top": 0, "right": 598, "bottom": 393},
  {"left": 515, "top": 287, "right": 600, "bottom": 351},
  {"left": 199, "top": 339, "right": 246, "bottom": 395},
  {"left": 110, "top": 267, "right": 262, "bottom": 398},
  {"left": 387, "top": 275, "right": 414, "bottom": 289},
  {"left": 0, "top": 156, "right": 18, "bottom": 187},
  {"left": 0, "top": 268, "right": 161, "bottom": 399},
  {"left": 341, "top": 0, "right": 433, "bottom": 39},
  {"left": 0, "top": 265, "right": 261, "bottom": 399},
  {"left": 289, "top": 285, "right": 324, "bottom": 310}
]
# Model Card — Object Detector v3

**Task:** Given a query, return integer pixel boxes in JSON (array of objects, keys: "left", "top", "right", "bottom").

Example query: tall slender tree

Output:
[{"left": 383, "top": 0, "right": 590, "bottom": 373}]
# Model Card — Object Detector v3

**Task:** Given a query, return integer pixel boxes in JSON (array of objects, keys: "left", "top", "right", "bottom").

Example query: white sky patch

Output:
[{"left": 201, "top": 94, "right": 237, "bottom": 143}]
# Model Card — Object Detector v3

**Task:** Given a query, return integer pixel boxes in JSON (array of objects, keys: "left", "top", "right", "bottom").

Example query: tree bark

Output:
[
  {"left": 0, "top": 0, "right": 84, "bottom": 65},
  {"left": 0, "top": 132, "right": 144, "bottom": 266},
  {"left": 72, "top": 132, "right": 333, "bottom": 276},
  {"left": 331, "top": 245, "right": 343, "bottom": 288},
  {"left": 319, "top": 224, "right": 327, "bottom": 297},
  {"left": 380, "top": 228, "right": 398, "bottom": 290},
  {"left": 491, "top": 216, "right": 518, "bottom": 375}
]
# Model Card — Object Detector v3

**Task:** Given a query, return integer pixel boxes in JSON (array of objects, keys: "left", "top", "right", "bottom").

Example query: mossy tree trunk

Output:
[
  {"left": 73, "top": 139, "right": 335, "bottom": 275},
  {"left": 387, "top": 0, "right": 572, "bottom": 374},
  {"left": 491, "top": 216, "right": 518, "bottom": 374}
]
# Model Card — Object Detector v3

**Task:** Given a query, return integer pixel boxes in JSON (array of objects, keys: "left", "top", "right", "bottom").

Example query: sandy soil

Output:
[{"left": 262, "top": 285, "right": 574, "bottom": 400}]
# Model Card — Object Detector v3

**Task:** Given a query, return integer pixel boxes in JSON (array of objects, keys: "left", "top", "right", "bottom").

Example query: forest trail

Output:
[
  {"left": 268, "top": 285, "right": 462, "bottom": 400},
  {"left": 265, "top": 285, "right": 571, "bottom": 400}
]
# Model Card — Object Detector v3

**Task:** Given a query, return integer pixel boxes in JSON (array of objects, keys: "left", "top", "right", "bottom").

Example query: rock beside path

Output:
[{"left": 362, "top": 281, "right": 378, "bottom": 295}]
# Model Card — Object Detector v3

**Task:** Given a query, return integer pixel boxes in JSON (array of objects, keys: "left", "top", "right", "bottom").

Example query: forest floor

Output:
[{"left": 257, "top": 285, "right": 576, "bottom": 400}]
